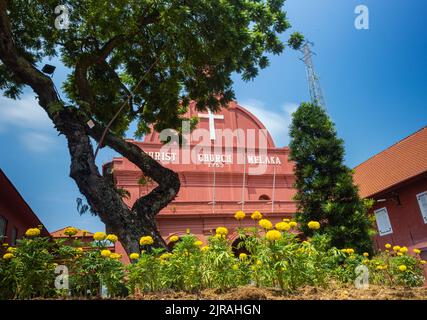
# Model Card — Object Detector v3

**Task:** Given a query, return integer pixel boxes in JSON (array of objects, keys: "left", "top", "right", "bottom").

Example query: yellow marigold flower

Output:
[
  {"left": 3, "top": 253, "right": 14, "bottom": 260},
  {"left": 399, "top": 246, "right": 408, "bottom": 254},
  {"left": 346, "top": 248, "right": 355, "bottom": 255},
  {"left": 2, "top": 243, "right": 9, "bottom": 247},
  {"left": 234, "top": 210, "right": 246, "bottom": 220},
  {"left": 282, "top": 218, "right": 290, "bottom": 222},
  {"left": 201, "top": 246, "right": 210, "bottom": 252},
  {"left": 413, "top": 248, "right": 421, "bottom": 254},
  {"left": 215, "top": 227, "right": 228, "bottom": 236},
  {"left": 129, "top": 253, "right": 140, "bottom": 260},
  {"left": 64, "top": 227, "right": 78, "bottom": 236},
  {"left": 110, "top": 253, "right": 121, "bottom": 260},
  {"left": 398, "top": 265, "right": 407, "bottom": 272},
  {"left": 397, "top": 252, "right": 403, "bottom": 256},
  {"left": 239, "top": 253, "right": 248, "bottom": 261},
  {"left": 106, "top": 234, "right": 118, "bottom": 243},
  {"left": 25, "top": 228, "right": 41, "bottom": 237},
  {"left": 289, "top": 221, "right": 297, "bottom": 228},
  {"left": 376, "top": 265, "right": 383, "bottom": 270},
  {"left": 214, "top": 234, "right": 225, "bottom": 240},
  {"left": 93, "top": 232, "right": 107, "bottom": 241},
  {"left": 251, "top": 210, "right": 263, "bottom": 220},
  {"left": 385, "top": 243, "right": 392, "bottom": 249},
  {"left": 363, "top": 259, "right": 369, "bottom": 264},
  {"left": 307, "top": 221, "right": 320, "bottom": 230},
  {"left": 275, "top": 222, "right": 290, "bottom": 231},
  {"left": 160, "top": 253, "right": 172, "bottom": 260},
  {"left": 194, "top": 240, "right": 203, "bottom": 247},
  {"left": 393, "top": 245, "right": 401, "bottom": 252},
  {"left": 232, "top": 264, "right": 239, "bottom": 271},
  {"left": 259, "top": 219, "right": 273, "bottom": 230},
  {"left": 7, "top": 247, "right": 16, "bottom": 253},
  {"left": 420, "top": 260, "right": 426, "bottom": 265},
  {"left": 256, "top": 260, "right": 262, "bottom": 265},
  {"left": 169, "top": 235, "right": 179, "bottom": 243},
  {"left": 139, "top": 236, "right": 154, "bottom": 246},
  {"left": 266, "top": 230, "right": 282, "bottom": 241},
  {"left": 385, "top": 250, "right": 390, "bottom": 253},
  {"left": 76, "top": 247, "right": 84, "bottom": 253},
  {"left": 363, "top": 252, "right": 369, "bottom": 257},
  {"left": 101, "top": 249, "right": 111, "bottom": 257}
]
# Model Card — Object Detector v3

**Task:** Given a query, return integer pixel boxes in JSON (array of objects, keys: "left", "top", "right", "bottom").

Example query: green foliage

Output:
[
  {"left": 289, "top": 103, "right": 374, "bottom": 253},
  {"left": 0, "top": 236, "right": 56, "bottom": 299},
  {"left": 70, "top": 247, "right": 125, "bottom": 297},
  {"left": 1, "top": 226, "right": 425, "bottom": 299},
  {"left": 2, "top": 0, "right": 299, "bottom": 138},
  {"left": 288, "top": 32, "right": 305, "bottom": 50}
]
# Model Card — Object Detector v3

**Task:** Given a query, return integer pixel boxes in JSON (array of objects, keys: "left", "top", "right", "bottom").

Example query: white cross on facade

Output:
[{"left": 197, "top": 110, "right": 224, "bottom": 140}]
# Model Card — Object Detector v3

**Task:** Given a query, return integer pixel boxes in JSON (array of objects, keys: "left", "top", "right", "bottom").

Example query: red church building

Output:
[
  {"left": 106, "top": 101, "right": 297, "bottom": 245},
  {"left": 353, "top": 126, "right": 427, "bottom": 259},
  {"left": 0, "top": 169, "right": 49, "bottom": 246}
]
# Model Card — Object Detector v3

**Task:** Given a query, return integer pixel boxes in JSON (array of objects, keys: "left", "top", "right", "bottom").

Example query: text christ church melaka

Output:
[{"left": 105, "top": 101, "right": 297, "bottom": 245}]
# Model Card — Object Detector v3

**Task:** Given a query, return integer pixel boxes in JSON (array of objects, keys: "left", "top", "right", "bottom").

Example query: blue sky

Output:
[{"left": 0, "top": 0, "right": 426, "bottom": 233}]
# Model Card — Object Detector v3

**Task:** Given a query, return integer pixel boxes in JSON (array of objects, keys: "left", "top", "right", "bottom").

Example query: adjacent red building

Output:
[
  {"left": 353, "top": 126, "right": 427, "bottom": 259},
  {"left": 0, "top": 169, "right": 49, "bottom": 246}
]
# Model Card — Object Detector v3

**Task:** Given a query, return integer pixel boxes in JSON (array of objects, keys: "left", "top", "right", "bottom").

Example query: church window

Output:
[
  {"left": 0, "top": 216, "right": 7, "bottom": 241},
  {"left": 11, "top": 227, "right": 18, "bottom": 246},
  {"left": 374, "top": 207, "right": 393, "bottom": 236},
  {"left": 416, "top": 191, "right": 427, "bottom": 224}
]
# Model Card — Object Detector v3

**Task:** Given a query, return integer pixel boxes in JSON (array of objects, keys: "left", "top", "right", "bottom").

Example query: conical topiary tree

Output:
[{"left": 289, "top": 102, "right": 375, "bottom": 253}]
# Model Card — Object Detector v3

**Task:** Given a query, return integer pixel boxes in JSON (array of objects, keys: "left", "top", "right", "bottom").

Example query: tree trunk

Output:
[{"left": 0, "top": 2, "right": 180, "bottom": 254}]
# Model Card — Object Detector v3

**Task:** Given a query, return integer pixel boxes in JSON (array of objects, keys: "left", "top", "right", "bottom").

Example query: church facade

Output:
[{"left": 106, "top": 101, "right": 297, "bottom": 245}]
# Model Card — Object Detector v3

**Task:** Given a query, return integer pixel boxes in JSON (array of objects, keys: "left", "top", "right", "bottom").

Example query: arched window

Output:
[
  {"left": 0, "top": 216, "right": 7, "bottom": 241},
  {"left": 259, "top": 194, "right": 270, "bottom": 201},
  {"left": 231, "top": 238, "right": 250, "bottom": 257}
]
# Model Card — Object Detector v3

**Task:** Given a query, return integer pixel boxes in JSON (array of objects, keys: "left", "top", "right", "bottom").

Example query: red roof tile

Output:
[
  {"left": 353, "top": 126, "right": 427, "bottom": 198},
  {"left": 50, "top": 227, "right": 93, "bottom": 238}
]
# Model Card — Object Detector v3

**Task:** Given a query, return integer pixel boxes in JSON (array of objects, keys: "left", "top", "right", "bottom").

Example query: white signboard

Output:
[
  {"left": 416, "top": 191, "right": 427, "bottom": 224},
  {"left": 374, "top": 207, "right": 393, "bottom": 236}
]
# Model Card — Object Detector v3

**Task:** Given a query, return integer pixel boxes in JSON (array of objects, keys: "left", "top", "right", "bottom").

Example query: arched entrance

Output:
[{"left": 231, "top": 237, "right": 250, "bottom": 257}]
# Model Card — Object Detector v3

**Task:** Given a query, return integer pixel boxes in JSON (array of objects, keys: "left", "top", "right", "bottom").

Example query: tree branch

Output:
[{"left": 88, "top": 122, "right": 180, "bottom": 218}]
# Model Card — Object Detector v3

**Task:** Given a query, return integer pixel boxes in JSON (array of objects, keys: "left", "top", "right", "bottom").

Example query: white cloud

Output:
[
  {"left": 240, "top": 99, "right": 298, "bottom": 147},
  {"left": 19, "top": 131, "right": 57, "bottom": 153},
  {"left": 0, "top": 94, "right": 57, "bottom": 153},
  {"left": 0, "top": 95, "right": 52, "bottom": 130}
]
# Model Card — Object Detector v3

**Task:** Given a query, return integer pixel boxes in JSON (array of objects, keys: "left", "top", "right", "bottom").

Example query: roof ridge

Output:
[{"left": 354, "top": 125, "right": 427, "bottom": 169}]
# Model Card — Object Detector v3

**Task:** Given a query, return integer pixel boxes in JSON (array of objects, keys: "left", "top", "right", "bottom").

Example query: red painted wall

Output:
[
  {"left": 0, "top": 170, "right": 49, "bottom": 246},
  {"left": 372, "top": 177, "right": 427, "bottom": 250},
  {"left": 370, "top": 175, "right": 427, "bottom": 281}
]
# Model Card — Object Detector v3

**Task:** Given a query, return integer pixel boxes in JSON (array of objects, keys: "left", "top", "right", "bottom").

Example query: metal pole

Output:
[
  {"left": 212, "top": 164, "right": 216, "bottom": 214},
  {"left": 241, "top": 150, "right": 246, "bottom": 211},
  {"left": 271, "top": 165, "right": 276, "bottom": 213}
]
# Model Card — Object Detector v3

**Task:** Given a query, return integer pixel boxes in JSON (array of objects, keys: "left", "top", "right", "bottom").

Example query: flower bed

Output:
[{"left": 0, "top": 219, "right": 425, "bottom": 299}]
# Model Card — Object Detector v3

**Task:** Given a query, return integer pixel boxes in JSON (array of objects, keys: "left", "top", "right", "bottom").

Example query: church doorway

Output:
[{"left": 231, "top": 237, "right": 250, "bottom": 257}]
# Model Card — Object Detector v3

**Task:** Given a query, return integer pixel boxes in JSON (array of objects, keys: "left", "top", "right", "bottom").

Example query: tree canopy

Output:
[
  {"left": 2, "top": 0, "right": 297, "bottom": 136},
  {"left": 0, "top": 0, "right": 301, "bottom": 253}
]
